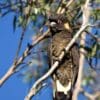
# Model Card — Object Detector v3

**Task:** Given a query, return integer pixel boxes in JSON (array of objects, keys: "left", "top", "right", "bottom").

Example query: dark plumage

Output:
[{"left": 48, "top": 14, "right": 79, "bottom": 100}]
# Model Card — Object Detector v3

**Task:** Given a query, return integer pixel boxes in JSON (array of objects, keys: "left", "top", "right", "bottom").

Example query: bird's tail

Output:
[{"left": 53, "top": 80, "right": 72, "bottom": 100}]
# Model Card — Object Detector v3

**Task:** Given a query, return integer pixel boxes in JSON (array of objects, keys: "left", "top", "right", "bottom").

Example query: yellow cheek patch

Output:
[{"left": 64, "top": 23, "right": 71, "bottom": 31}]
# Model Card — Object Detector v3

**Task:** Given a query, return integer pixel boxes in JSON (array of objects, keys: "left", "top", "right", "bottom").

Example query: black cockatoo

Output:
[{"left": 48, "top": 14, "right": 79, "bottom": 100}]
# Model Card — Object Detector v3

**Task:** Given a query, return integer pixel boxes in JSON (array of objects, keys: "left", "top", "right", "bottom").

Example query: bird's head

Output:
[{"left": 48, "top": 14, "right": 71, "bottom": 33}]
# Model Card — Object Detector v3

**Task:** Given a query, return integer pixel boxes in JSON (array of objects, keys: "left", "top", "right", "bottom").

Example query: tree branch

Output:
[{"left": 72, "top": 0, "right": 91, "bottom": 100}]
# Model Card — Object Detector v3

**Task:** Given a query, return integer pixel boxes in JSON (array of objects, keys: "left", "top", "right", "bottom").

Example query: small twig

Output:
[{"left": 14, "top": 28, "right": 26, "bottom": 61}]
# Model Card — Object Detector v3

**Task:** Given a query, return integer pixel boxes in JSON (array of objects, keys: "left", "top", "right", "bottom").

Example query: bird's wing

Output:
[{"left": 70, "top": 44, "right": 79, "bottom": 86}]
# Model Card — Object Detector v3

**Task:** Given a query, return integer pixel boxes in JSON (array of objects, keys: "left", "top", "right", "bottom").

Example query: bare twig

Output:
[
  {"left": 25, "top": 23, "right": 89, "bottom": 100},
  {"left": 15, "top": 0, "right": 35, "bottom": 61},
  {"left": 72, "top": 0, "right": 91, "bottom": 100},
  {"left": 14, "top": 28, "right": 26, "bottom": 61}
]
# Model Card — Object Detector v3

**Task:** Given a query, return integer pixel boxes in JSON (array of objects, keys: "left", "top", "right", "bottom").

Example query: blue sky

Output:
[{"left": 0, "top": 13, "right": 53, "bottom": 100}]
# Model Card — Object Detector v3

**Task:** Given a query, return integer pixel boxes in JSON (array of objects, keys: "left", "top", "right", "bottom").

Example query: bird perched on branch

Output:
[{"left": 48, "top": 14, "right": 79, "bottom": 100}]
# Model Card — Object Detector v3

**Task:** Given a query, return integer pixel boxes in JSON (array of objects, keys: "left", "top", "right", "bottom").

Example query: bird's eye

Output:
[{"left": 50, "top": 22, "right": 57, "bottom": 27}]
